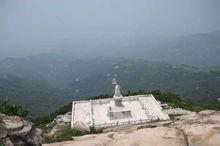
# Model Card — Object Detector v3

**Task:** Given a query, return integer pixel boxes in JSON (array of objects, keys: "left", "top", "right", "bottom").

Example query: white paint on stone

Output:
[{"left": 71, "top": 94, "right": 170, "bottom": 129}]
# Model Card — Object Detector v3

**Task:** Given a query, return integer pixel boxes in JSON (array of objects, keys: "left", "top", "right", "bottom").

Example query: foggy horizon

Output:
[{"left": 1, "top": 0, "right": 220, "bottom": 59}]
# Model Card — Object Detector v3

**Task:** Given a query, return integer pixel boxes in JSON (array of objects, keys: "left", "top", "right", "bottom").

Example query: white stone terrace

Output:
[{"left": 71, "top": 94, "right": 169, "bottom": 129}]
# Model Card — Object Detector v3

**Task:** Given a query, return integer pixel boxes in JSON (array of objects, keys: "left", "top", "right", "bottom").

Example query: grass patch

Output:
[
  {"left": 41, "top": 122, "right": 57, "bottom": 134},
  {"left": 43, "top": 125, "right": 103, "bottom": 143},
  {"left": 51, "top": 126, "right": 74, "bottom": 142}
]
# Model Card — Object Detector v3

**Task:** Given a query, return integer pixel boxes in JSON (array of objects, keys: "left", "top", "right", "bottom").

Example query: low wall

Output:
[{"left": 94, "top": 116, "right": 160, "bottom": 128}]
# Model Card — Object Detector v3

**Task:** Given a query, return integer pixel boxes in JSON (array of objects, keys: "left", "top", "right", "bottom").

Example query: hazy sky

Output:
[{"left": 0, "top": 0, "right": 220, "bottom": 59}]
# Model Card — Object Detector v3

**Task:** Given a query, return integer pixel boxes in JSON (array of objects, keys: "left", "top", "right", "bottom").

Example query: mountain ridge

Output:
[{"left": 0, "top": 54, "right": 220, "bottom": 116}]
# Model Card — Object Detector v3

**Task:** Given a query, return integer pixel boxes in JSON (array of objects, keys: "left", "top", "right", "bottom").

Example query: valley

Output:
[{"left": 0, "top": 54, "right": 220, "bottom": 116}]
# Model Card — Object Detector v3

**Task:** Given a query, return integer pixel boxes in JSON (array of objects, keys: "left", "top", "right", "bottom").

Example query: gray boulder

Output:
[
  {"left": 26, "top": 128, "right": 43, "bottom": 146},
  {"left": 2, "top": 138, "right": 14, "bottom": 146},
  {"left": 0, "top": 113, "right": 43, "bottom": 146},
  {"left": 0, "top": 124, "right": 7, "bottom": 139},
  {"left": 73, "top": 121, "right": 90, "bottom": 132}
]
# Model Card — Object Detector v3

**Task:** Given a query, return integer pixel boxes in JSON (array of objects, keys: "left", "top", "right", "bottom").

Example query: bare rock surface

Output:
[
  {"left": 26, "top": 128, "right": 43, "bottom": 146},
  {"left": 163, "top": 108, "right": 195, "bottom": 115},
  {"left": 0, "top": 113, "right": 43, "bottom": 146},
  {"left": 1, "top": 138, "right": 13, "bottom": 146},
  {"left": 55, "top": 112, "right": 71, "bottom": 124},
  {"left": 43, "top": 110, "right": 220, "bottom": 146},
  {"left": 171, "top": 110, "right": 220, "bottom": 146},
  {"left": 0, "top": 124, "right": 8, "bottom": 139},
  {"left": 2, "top": 116, "right": 24, "bottom": 132}
]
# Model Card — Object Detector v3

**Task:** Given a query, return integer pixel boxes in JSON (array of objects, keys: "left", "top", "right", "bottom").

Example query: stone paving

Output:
[{"left": 71, "top": 94, "right": 169, "bottom": 128}]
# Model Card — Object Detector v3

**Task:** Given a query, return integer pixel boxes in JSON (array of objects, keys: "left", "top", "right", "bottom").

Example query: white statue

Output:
[
  {"left": 113, "top": 83, "right": 123, "bottom": 107},
  {"left": 114, "top": 84, "right": 122, "bottom": 97}
]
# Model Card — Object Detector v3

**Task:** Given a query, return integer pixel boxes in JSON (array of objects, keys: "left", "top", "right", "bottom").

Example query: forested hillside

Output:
[
  {"left": 0, "top": 73, "right": 68, "bottom": 117},
  {"left": 67, "top": 58, "right": 220, "bottom": 102},
  {"left": 0, "top": 54, "right": 220, "bottom": 116}
]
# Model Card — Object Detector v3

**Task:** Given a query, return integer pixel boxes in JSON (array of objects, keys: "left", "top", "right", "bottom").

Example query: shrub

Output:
[{"left": 0, "top": 101, "right": 28, "bottom": 117}]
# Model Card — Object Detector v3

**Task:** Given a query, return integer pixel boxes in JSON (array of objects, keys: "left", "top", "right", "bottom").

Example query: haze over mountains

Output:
[
  {"left": 55, "top": 31, "right": 220, "bottom": 67},
  {"left": 1, "top": 31, "right": 220, "bottom": 67},
  {"left": 0, "top": 37, "right": 220, "bottom": 116}
]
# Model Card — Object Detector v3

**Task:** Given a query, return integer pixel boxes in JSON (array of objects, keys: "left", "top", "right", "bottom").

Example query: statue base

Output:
[
  {"left": 107, "top": 106, "right": 132, "bottom": 120},
  {"left": 113, "top": 95, "right": 123, "bottom": 107}
]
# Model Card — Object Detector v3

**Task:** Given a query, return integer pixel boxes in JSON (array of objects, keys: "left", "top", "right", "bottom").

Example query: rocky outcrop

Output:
[
  {"left": 73, "top": 121, "right": 90, "bottom": 132},
  {"left": 0, "top": 124, "right": 8, "bottom": 139},
  {"left": 43, "top": 110, "right": 220, "bottom": 146},
  {"left": 0, "top": 113, "right": 43, "bottom": 146},
  {"left": 171, "top": 110, "right": 220, "bottom": 146},
  {"left": 163, "top": 108, "right": 195, "bottom": 115},
  {"left": 54, "top": 112, "right": 71, "bottom": 124},
  {"left": 44, "top": 112, "right": 72, "bottom": 138}
]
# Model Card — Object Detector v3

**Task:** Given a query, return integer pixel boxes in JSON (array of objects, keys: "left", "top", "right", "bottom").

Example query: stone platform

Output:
[
  {"left": 71, "top": 94, "right": 169, "bottom": 129},
  {"left": 107, "top": 105, "right": 132, "bottom": 120}
]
